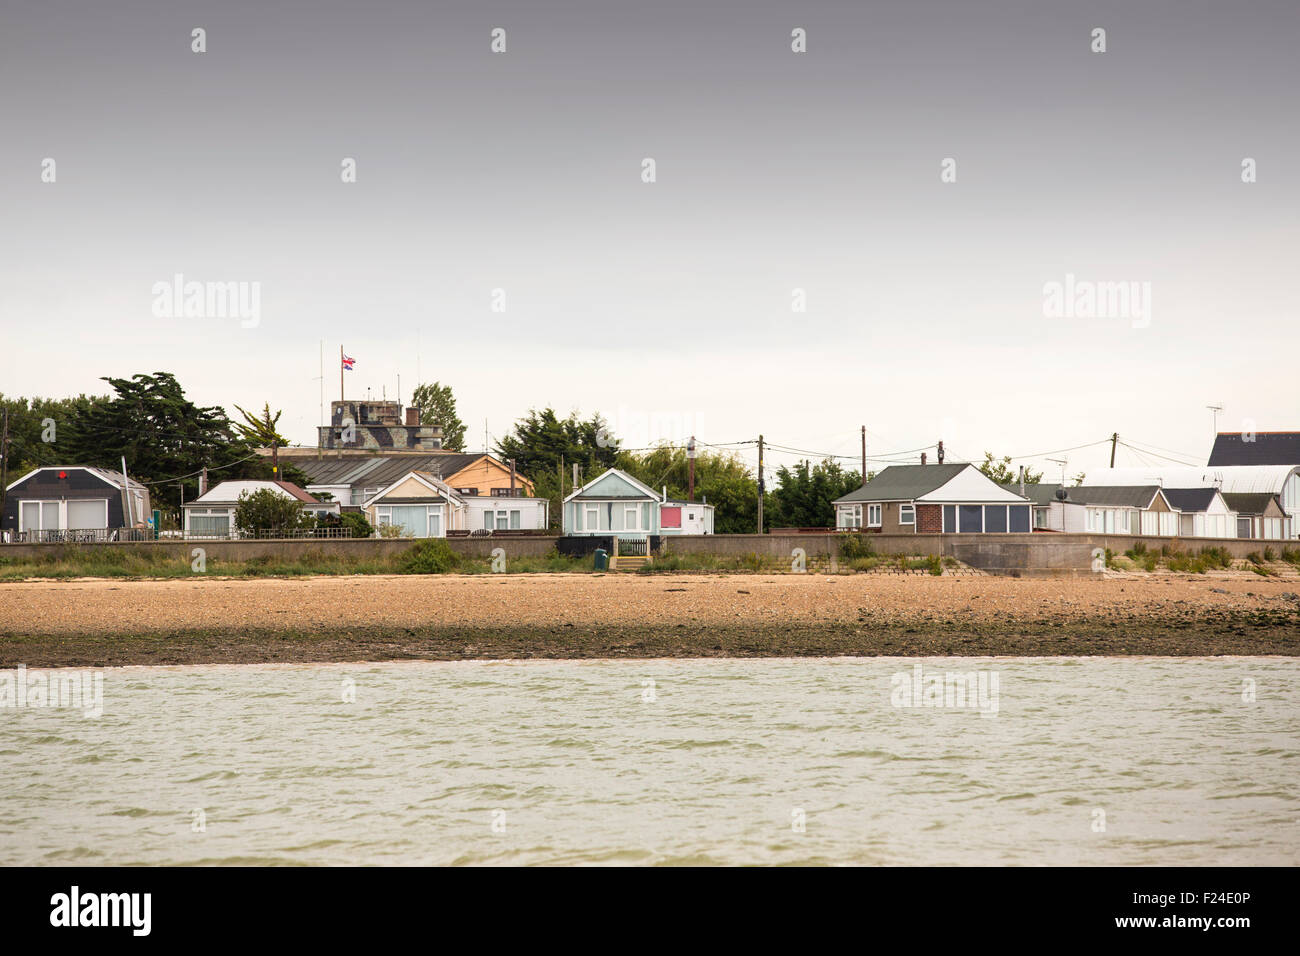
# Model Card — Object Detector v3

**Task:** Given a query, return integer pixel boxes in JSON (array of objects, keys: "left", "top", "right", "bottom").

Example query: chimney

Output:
[
  {"left": 405, "top": 407, "right": 420, "bottom": 427},
  {"left": 937, "top": 441, "right": 945, "bottom": 464},
  {"left": 199, "top": 466, "right": 208, "bottom": 497},
  {"left": 1019, "top": 465, "right": 1025, "bottom": 497},
  {"left": 921, "top": 452, "right": 927, "bottom": 465}
]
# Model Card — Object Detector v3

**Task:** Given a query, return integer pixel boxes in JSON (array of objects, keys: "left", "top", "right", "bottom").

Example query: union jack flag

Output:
[{"left": 341, "top": 354, "right": 356, "bottom": 371}]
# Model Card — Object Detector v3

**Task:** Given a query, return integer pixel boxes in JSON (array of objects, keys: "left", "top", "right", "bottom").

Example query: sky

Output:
[{"left": 2, "top": 0, "right": 1297, "bottom": 481}]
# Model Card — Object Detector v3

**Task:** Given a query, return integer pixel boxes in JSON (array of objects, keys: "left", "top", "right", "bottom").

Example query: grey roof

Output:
[
  {"left": 1222, "top": 492, "right": 1280, "bottom": 515},
  {"left": 1161, "top": 488, "right": 1220, "bottom": 513},
  {"left": 7, "top": 466, "right": 147, "bottom": 494},
  {"left": 294, "top": 454, "right": 487, "bottom": 488},
  {"left": 999, "top": 482, "right": 1077, "bottom": 506},
  {"left": 1067, "top": 485, "right": 1164, "bottom": 509},
  {"left": 834, "top": 463, "right": 970, "bottom": 503},
  {"left": 1208, "top": 432, "right": 1300, "bottom": 467}
]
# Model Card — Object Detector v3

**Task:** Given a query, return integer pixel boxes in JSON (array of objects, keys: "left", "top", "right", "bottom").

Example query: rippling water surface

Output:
[{"left": 1, "top": 656, "right": 1295, "bottom": 865}]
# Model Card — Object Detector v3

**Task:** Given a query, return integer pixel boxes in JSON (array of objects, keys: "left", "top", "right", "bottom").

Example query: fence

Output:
[
  {"left": 7, "top": 528, "right": 156, "bottom": 544},
  {"left": 182, "top": 526, "right": 358, "bottom": 541}
]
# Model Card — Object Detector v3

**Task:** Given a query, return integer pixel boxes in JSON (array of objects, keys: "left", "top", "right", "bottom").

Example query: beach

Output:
[{"left": 1, "top": 572, "right": 1296, "bottom": 666}]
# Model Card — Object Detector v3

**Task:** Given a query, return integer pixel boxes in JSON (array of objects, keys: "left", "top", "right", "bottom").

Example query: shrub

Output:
[
  {"left": 839, "top": 534, "right": 873, "bottom": 561},
  {"left": 1247, "top": 551, "right": 1264, "bottom": 565},
  {"left": 377, "top": 522, "right": 411, "bottom": 538},
  {"left": 233, "top": 488, "right": 312, "bottom": 536},
  {"left": 1283, "top": 548, "right": 1300, "bottom": 566},
  {"left": 398, "top": 538, "right": 461, "bottom": 574},
  {"left": 339, "top": 512, "right": 374, "bottom": 539},
  {"left": 1264, "top": 546, "right": 1277, "bottom": 562},
  {"left": 1199, "top": 546, "right": 1234, "bottom": 569},
  {"left": 926, "top": 554, "right": 942, "bottom": 576}
]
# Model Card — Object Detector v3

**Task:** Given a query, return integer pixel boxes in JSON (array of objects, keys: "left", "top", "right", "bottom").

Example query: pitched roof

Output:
[
  {"left": 1161, "top": 488, "right": 1220, "bottom": 513},
  {"left": 1000, "top": 482, "right": 1078, "bottom": 506},
  {"left": 565, "top": 468, "right": 661, "bottom": 502},
  {"left": 835, "top": 463, "right": 1027, "bottom": 504},
  {"left": 5, "top": 466, "right": 146, "bottom": 494},
  {"left": 293, "top": 454, "right": 488, "bottom": 488},
  {"left": 1066, "top": 485, "right": 1164, "bottom": 509},
  {"left": 1208, "top": 432, "right": 1300, "bottom": 467},
  {"left": 1221, "top": 492, "right": 1280, "bottom": 515},
  {"left": 189, "top": 479, "right": 320, "bottom": 505}
]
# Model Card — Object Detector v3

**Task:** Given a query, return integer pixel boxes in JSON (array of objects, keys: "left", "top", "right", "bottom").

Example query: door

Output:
[{"left": 67, "top": 499, "right": 108, "bottom": 530}]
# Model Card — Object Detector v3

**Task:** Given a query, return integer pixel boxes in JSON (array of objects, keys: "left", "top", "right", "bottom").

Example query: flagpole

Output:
[{"left": 340, "top": 345, "right": 344, "bottom": 405}]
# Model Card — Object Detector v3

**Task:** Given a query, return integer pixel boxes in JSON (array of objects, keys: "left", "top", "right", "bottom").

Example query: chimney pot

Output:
[
  {"left": 405, "top": 407, "right": 420, "bottom": 427},
  {"left": 921, "top": 452, "right": 927, "bottom": 465}
]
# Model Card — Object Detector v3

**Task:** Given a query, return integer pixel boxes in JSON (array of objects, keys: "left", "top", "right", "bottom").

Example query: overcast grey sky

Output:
[{"left": 1, "top": 0, "right": 1296, "bottom": 478}]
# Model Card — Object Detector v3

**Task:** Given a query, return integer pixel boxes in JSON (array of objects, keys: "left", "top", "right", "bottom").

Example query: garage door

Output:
[{"left": 67, "top": 499, "right": 109, "bottom": 529}]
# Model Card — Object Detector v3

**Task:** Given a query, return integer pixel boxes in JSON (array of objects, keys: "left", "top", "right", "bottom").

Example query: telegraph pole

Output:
[
  {"left": 0, "top": 407, "right": 10, "bottom": 532},
  {"left": 756, "top": 434, "right": 764, "bottom": 533},
  {"left": 861, "top": 425, "right": 866, "bottom": 483},
  {"left": 1109, "top": 432, "right": 1118, "bottom": 468},
  {"left": 687, "top": 435, "right": 696, "bottom": 501}
]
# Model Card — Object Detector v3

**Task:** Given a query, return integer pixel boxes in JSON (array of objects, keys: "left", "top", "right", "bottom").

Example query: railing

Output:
[
  {"left": 8, "top": 528, "right": 155, "bottom": 544},
  {"left": 184, "top": 527, "right": 358, "bottom": 540},
  {"left": 615, "top": 536, "right": 648, "bottom": 556}
]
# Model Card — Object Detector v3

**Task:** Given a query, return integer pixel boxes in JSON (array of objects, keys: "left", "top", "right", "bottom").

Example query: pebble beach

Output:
[{"left": 1, "top": 572, "right": 1297, "bottom": 666}]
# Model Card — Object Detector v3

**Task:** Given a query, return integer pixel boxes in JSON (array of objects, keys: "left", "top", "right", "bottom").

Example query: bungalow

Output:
[
  {"left": 1090, "top": 465, "right": 1300, "bottom": 539},
  {"left": 562, "top": 468, "right": 714, "bottom": 536},
  {"left": 1160, "top": 488, "right": 1237, "bottom": 539},
  {"left": 361, "top": 472, "right": 467, "bottom": 537},
  {"left": 2, "top": 466, "right": 151, "bottom": 541},
  {"left": 1222, "top": 493, "right": 1290, "bottom": 540},
  {"left": 183, "top": 480, "right": 338, "bottom": 538},
  {"left": 292, "top": 452, "right": 536, "bottom": 509},
  {"left": 359, "top": 469, "right": 549, "bottom": 536},
  {"left": 1068, "top": 485, "right": 1181, "bottom": 536},
  {"left": 834, "top": 463, "right": 1032, "bottom": 533}
]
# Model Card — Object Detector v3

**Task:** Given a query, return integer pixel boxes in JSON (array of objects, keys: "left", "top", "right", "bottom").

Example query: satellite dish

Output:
[{"left": 1055, "top": 486, "right": 1068, "bottom": 501}]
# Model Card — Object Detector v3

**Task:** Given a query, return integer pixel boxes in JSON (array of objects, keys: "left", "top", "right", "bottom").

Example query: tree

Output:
[
  {"left": 61, "top": 372, "right": 289, "bottom": 517},
  {"left": 615, "top": 444, "right": 760, "bottom": 534},
  {"left": 768, "top": 459, "right": 863, "bottom": 528},
  {"left": 494, "top": 408, "right": 619, "bottom": 531},
  {"left": 232, "top": 402, "right": 290, "bottom": 448},
  {"left": 233, "top": 488, "right": 311, "bottom": 535},
  {"left": 0, "top": 392, "right": 108, "bottom": 475},
  {"left": 978, "top": 452, "right": 1043, "bottom": 486},
  {"left": 410, "top": 382, "right": 466, "bottom": 451}
]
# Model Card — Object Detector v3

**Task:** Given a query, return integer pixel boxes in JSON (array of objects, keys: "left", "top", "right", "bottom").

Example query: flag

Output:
[{"left": 342, "top": 354, "right": 356, "bottom": 371}]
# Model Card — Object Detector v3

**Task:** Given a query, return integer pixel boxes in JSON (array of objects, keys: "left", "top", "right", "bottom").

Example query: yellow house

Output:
[{"left": 362, "top": 470, "right": 549, "bottom": 537}]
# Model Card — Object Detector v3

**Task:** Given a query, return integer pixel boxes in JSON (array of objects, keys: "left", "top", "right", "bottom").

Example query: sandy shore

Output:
[{"left": 1, "top": 572, "right": 1297, "bottom": 665}]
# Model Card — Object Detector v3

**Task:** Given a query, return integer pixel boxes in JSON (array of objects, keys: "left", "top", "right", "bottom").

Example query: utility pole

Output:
[
  {"left": 687, "top": 436, "right": 696, "bottom": 501},
  {"left": 559, "top": 455, "right": 564, "bottom": 504},
  {"left": 1109, "top": 432, "right": 1118, "bottom": 468},
  {"left": 861, "top": 425, "right": 866, "bottom": 483},
  {"left": 1206, "top": 404, "right": 1222, "bottom": 438},
  {"left": 339, "top": 345, "right": 345, "bottom": 405},
  {"left": 0, "top": 407, "right": 9, "bottom": 534},
  {"left": 756, "top": 434, "right": 764, "bottom": 534}
]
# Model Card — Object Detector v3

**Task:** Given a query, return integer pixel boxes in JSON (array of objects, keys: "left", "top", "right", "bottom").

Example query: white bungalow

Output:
[
  {"left": 183, "top": 480, "right": 338, "bottom": 538},
  {"left": 1161, "top": 488, "right": 1238, "bottom": 539},
  {"left": 562, "top": 468, "right": 714, "bottom": 537}
]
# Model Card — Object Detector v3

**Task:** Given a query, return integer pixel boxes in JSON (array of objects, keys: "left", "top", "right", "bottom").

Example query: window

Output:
[
  {"left": 1009, "top": 505, "right": 1030, "bottom": 533},
  {"left": 377, "top": 505, "right": 443, "bottom": 537},
  {"left": 943, "top": 505, "right": 956, "bottom": 532},
  {"left": 899, "top": 504, "right": 915, "bottom": 525},
  {"left": 585, "top": 505, "right": 601, "bottom": 531},
  {"left": 496, "top": 511, "right": 508, "bottom": 530},
  {"left": 624, "top": 506, "right": 640, "bottom": 530},
  {"left": 984, "top": 505, "right": 1007, "bottom": 533},
  {"left": 959, "top": 505, "right": 982, "bottom": 533},
  {"left": 188, "top": 509, "right": 231, "bottom": 536},
  {"left": 1033, "top": 507, "right": 1049, "bottom": 530},
  {"left": 867, "top": 504, "right": 882, "bottom": 528}
]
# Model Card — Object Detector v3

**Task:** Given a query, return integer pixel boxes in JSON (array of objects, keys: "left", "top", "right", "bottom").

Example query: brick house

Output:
[{"left": 833, "top": 463, "right": 1032, "bottom": 533}]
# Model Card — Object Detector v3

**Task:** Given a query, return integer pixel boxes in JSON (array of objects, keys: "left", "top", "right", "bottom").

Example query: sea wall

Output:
[{"left": 0, "top": 532, "right": 1286, "bottom": 575}]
